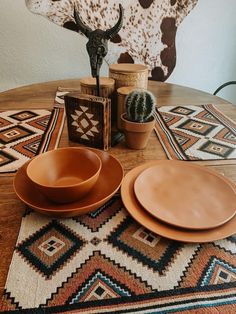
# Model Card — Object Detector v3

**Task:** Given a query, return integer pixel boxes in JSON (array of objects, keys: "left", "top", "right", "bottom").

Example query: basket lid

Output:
[
  {"left": 109, "top": 64, "right": 148, "bottom": 73},
  {"left": 79, "top": 77, "right": 115, "bottom": 87},
  {"left": 117, "top": 86, "right": 138, "bottom": 95}
]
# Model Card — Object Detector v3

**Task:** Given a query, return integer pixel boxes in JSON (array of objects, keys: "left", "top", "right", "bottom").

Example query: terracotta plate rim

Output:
[
  {"left": 121, "top": 161, "right": 236, "bottom": 243},
  {"left": 133, "top": 160, "right": 236, "bottom": 230}
]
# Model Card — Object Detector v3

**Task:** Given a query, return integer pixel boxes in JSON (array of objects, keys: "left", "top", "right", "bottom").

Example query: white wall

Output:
[
  {"left": 168, "top": 0, "right": 236, "bottom": 104},
  {"left": 0, "top": 0, "right": 236, "bottom": 104}
]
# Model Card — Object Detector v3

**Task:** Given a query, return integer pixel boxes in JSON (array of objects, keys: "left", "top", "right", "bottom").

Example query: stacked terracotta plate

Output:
[
  {"left": 121, "top": 160, "right": 236, "bottom": 243},
  {"left": 14, "top": 148, "right": 123, "bottom": 218}
]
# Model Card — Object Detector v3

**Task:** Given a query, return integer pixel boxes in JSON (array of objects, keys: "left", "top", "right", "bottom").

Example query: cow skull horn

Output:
[
  {"left": 74, "top": 7, "right": 92, "bottom": 37},
  {"left": 105, "top": 4, "right": 124, "bottom": 39}
]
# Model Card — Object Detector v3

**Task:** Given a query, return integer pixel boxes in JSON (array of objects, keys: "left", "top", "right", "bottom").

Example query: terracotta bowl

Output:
[{"left": 26, "top": 147, "right": 102, "bottom": 204}]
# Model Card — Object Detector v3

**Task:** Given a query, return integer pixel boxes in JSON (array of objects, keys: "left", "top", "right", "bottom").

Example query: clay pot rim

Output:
[
  {"left": 121, "top": 113, "right": 155, "bottom": 124},
  {"left": 121, "top": 113, "right": 155, "bottom": 133}
]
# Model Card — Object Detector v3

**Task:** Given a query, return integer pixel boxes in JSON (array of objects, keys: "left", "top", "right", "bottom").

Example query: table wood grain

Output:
[{"left": 0, "top": 79, "right": 235, "bottom": 298}]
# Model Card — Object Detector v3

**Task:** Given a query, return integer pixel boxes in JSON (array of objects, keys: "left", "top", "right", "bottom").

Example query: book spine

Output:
[
  {"left": 108, "top": 99, "right": 111, "bottom": 148},
  {"left": 103, "top": 100, "right": 108, "bottom": 151}
]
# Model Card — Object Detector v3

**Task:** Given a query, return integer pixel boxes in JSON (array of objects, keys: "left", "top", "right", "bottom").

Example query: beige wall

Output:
[{"left": 0, "top": 0, "right": 236, "bottom": 104}]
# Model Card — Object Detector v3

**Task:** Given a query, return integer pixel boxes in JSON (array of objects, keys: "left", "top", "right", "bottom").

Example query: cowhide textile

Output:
[{"left": 25, "top": 0, "right": 198, "bottom": 81}]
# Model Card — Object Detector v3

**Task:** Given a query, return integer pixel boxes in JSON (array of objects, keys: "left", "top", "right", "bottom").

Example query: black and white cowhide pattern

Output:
[{"left": 25, "top": 0, "right": 198, "bottom": 81}]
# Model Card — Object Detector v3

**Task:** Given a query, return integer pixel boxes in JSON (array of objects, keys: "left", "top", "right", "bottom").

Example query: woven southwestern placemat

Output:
[
  {"left": 155, "top": 105, "right": 236, "bottom": 162},
  {"left": 0, "top": 106, "right": 65, "bottom": 174},
  {"left": 1, "top": 195, "right": 235, "bottom": 313}
]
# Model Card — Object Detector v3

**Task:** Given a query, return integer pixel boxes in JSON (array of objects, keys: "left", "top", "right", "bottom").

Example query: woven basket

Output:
[{"left": 109, "top": 64, "right": 148, "bottom": 89}]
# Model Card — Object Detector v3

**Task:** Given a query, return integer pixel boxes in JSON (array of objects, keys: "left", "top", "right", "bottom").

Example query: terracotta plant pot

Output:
[{"left": 121, "top": 113, "right": 155, "bottom": 149}]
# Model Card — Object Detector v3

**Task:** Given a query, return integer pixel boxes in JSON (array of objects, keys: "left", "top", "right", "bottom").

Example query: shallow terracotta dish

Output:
[
  {"left": 26, "top": 147, "right": 102, "bottom": 203},
  {"left": 121, "top": 161, "right": 236, "bottom": 243},
  {"left": 14, "top": 149, "right": 123, "bottom": 217},
  {"left": 134, "top": 160, "right": 236, "bottom": 230}
]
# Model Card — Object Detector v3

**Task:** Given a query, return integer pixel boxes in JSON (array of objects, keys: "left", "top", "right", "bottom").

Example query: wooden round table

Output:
[{"left": 0, "top": 79, "right": 235, "bottom": 297}]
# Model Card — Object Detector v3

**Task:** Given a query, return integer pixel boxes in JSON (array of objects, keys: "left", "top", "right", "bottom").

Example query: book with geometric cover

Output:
[{"left": 64, "top": 93, "right": 111, "bottom": 150}]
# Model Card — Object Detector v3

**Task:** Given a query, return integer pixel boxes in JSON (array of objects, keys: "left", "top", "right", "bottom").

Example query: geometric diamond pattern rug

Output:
[
  {"left": 0, "top": 107, "right": 65, "bottom": 173},
  {"left": 155, "top": 104, "right": 236, "bottom": 162},
  {"left": 1, "top": 195, "right": 235, "bottom": 313}
]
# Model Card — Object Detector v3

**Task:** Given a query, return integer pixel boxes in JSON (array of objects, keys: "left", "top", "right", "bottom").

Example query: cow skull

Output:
[{"left": 74, "top": 4, "right": 124, "bottom": 78}]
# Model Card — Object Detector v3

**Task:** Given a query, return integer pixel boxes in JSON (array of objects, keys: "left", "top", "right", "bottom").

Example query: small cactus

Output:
[{"left": 125, "top": 89, "right": 156, "bottom": 123}]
